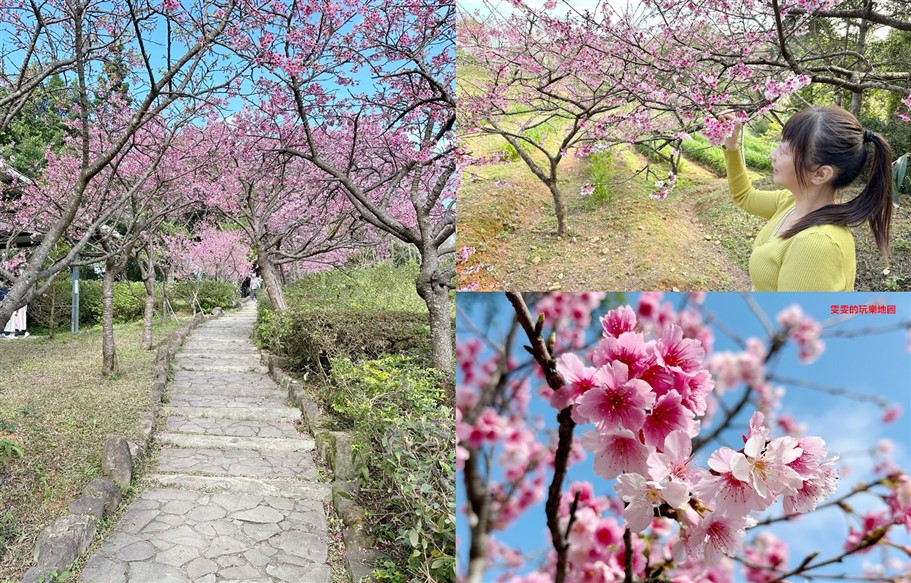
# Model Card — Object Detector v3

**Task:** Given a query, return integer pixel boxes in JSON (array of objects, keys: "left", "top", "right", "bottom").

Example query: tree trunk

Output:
[
  {"left": 141, "top": 254, "right": 156, "bottom": 350},
  {"left": 415, "top": 253, "right": 454, "bottom": 398},
  {"left": 547, "top": 181, "right": 568, "bottom": 237},
  {"left": 258, "top": 250, "right": 287, "bottom": 311},
  {"left": 102, "top": 259, "right": 122, "bottom": 376}
]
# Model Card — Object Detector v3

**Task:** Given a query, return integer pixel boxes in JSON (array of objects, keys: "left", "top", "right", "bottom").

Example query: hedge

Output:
[
  {"left": 28, "top": 279, "right": 237, "bottom": 333},
  {"left": 256, "top": 308, "right": 431, "bottom": 374}
]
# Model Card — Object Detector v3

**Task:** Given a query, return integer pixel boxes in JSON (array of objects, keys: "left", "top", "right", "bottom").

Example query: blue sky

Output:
[{"left": 456, "top": 292, "right": 911, "bottom": 581}]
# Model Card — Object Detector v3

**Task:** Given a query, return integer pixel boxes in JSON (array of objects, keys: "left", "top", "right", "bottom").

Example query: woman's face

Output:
[{"left": 770, "top": 141, "right": 801, "bottom": 191}]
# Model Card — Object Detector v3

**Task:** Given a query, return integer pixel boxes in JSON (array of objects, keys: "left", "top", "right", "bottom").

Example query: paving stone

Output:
[
  {"left": 115, "top": 540, "right": 158, "bottom": 562},
  {"left": 127, "top": 562, "right": 190, "bottom": 582},
  {"left": 231, "top": 506, "right": 285, "bottom": 524},
  {"left": 81, "top": 555, "right": 128, "bottom": 583},
  {"left": 185, "top": 556, "right": 218, "bottom": 578},
  {"left": 155, "top": 544, "right": 200, "bottom": 567}
]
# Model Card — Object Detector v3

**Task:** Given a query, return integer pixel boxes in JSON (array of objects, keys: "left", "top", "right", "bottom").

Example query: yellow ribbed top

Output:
[{"left": 724, "top": 149, "right": 855, "bottom": 292}]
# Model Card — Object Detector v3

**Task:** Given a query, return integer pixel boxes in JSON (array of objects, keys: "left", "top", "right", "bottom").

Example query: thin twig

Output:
[
  {"left": 741, "top": 293, "right": 776, "bottom": 337},
  {"left": 624, "top": 528, "right": 633, "bottom": 583},
  {"left": 751, "top": 479, "right": 886, "bottom": 527},
  {"left": 768, "top": 374, "right": 890, "bottom": 409},
  {"left": 505, "top": 291, "right": 575, "bottom": 583}
]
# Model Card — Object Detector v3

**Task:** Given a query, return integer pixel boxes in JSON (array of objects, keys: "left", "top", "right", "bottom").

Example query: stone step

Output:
[
  {"left": 162, "top": 406, "right": 299, "bottom": 422},
  {"left": 157, "top": 447, "right": 318, "bottom": 480},
  {"left": 158, "top": 433, "right": 314, "bottom": 453},
  {"left": 177, "top": 350, "right": 262, "bottom": 358},
  {"left": 165, "top": 416, "right": 300, "bottom": 439},
  {"left": 167, "top": 395, "right": 289, "bottom": 409},
  {"left": 168, "top": 384, "right": 286, "bottom": 399},
  {"left": 171, "top": 370, "right": 276, "bottom": 383},
  {"left": 174, "top": 365, "right": 269, "bottom": 375},
  {"left": 145, "top": 474, "right": 330, "bottom": 500}
]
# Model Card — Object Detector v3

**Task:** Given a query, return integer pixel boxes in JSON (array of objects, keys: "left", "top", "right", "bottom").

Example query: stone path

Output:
[{"left": 81, "top": 303, "right": 332, "bottom": 583}]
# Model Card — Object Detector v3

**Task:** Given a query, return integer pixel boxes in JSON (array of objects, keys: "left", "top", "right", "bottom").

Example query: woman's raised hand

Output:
[{"left": 718, "top": 112, "right": 742, "bottom": 150}]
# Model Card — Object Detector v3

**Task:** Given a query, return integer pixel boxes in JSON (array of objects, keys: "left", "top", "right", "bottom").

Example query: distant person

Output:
[
  {"left": 250, "top": 274, "right": 262, "bottom": 300},
  {"left": 720, "top": 105, "right": 893, "bottom": 291},
  {"left": 240, "top": 276, "right": 251, "bottom": 299},
  {"left": 0, "top": 283, "right": 29, "bottom": 338}
]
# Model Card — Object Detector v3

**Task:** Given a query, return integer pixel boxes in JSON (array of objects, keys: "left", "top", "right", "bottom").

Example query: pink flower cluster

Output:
[
  {"left": 762, "top": 74, "right": 811, "bottom": 102},
  {"left": 899, "top": 94, "right": 911, "bottom": 122},
  {"left": 650, "top": 172, "right": 677, "bottom": 200},
  {"left": 776, "top": 304, "right": 825, "bottom": 363},
  {"left": 456, "top": 340, "right": 549, "bottom": 530},
  {"left": 742, "top": 532, "right": 788, "bottom": 583},
  {"left": 706, "top": 338, "right": 767, "bottom": 394},
  {"left": 555, "top": 304, "right": 838, "bottom": 566},
  {"left": 536, "top": 292, "right": 607, "bottom": 351}
]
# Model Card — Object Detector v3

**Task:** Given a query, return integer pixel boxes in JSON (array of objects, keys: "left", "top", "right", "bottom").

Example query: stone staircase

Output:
[{"left": 80, "top": 304, "right": 332, "bottom": 583}]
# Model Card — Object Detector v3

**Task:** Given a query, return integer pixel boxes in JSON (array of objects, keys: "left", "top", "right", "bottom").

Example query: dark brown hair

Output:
[{"left": 779, "top": 105, "right": 893, "bottom": 257}]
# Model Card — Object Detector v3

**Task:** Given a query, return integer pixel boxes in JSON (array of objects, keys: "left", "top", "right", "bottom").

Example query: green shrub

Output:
[
  {"left": 327, "top": 356, "right": 454, "bottom": 582},
  {"left": 584, "top": 150, "right": 616, "bottom": 208},
  {"left": 677, "top": 131, "right": 773, "bottom": 176},
  {"left": 679, "top": 134, "right": 727, "bottom": 175},
  {"left": 257, "top": 309, "right": 431, "bottom": 373},
  {"left": 28, "top": 279, "right": 148, "bottom": 330},
  {"left": 78, "top": 280, "right": 103, "bottom": 327},
  {"left": 283, "top": 263, "right": 425, "bottom": 313},
  {"left": 112, "top": 282, "right": 145, "bottom": 323},
  {"left": 26, "top": 279, "right": 73, "bottom": 336},
  {"left": 169, "top": 280, "right": 238, "bottom": 313}
]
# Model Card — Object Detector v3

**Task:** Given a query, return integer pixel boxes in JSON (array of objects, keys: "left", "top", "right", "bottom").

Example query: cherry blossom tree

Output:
[
  {"left": 194, "top": 112, "right": 367, "bottom": 312},
  {"left": 456, "top": 292, "right": 911, "bottom": 582},
  {"left": 228, "top": 0, "right": 457, "bottom": 379},
  {"left": 0, "top": 0, "right": 243, "bottom": 329},
  {"left": 9, "top": 103, "right": 218, "bottom": 373},
  {"left": 163, "top": 224, "right": 252, "bottom": 318}
]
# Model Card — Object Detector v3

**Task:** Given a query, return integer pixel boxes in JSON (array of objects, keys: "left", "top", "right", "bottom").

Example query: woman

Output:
[{"left": 721, "top": 106, "right": 893, "bottom": 291}]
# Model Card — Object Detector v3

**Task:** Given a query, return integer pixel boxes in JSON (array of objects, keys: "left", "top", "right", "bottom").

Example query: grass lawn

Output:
[
  {"left": 0, "top": 318, "right": 183, "bottom": 581},
  {"left": 283, "top": 262, "right": 428, "bottom": 313}
]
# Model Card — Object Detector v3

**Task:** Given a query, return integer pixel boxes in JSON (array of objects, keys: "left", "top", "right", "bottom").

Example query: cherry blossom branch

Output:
[
  {"left": 767, "top": 375, "right": 892, "bottom": 409},
  {"left": 751, "top": 479, "right": 887, "bottom": 527},
  {"left": 820, "top": 321, "right": 911, "bottom": 339},
  {"left": 741, "top": 293, "right": 776, "bottom": 337},
  {"left": 693, "top": 328, "right": 788, "bottom": 453},
  {"left": 764, "top": 524, "right": 893, "bottom": 583},
  {"left": 623, "top": 528, "right": 633, "bottom": 583},
  {"left": 505, "top": 291, "right": 575, "bottom": 583}
]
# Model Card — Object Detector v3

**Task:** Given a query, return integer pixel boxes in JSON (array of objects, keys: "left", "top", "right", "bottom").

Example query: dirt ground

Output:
[
  {"left": 456, "top": 148, "right": 911, "bottom": 292},
  {"left": 457, "top": 150, "right": 755, "bottom": 291}
]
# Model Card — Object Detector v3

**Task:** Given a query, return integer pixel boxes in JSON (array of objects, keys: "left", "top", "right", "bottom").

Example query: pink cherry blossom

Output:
[
  {"left": 731, "top": 434, "right": 804, "bottom": 499},
  {"left": 581, "top": 428, "right": 650, "bottom": 480},
  {"left": 615, "top": 472, "right": 689, "bottom": 532},
  {"left": 553, "top": 352, "right": 599, "bottom": 409},
  {"left": 576, "top": 361, "right": 656, "bottom": 431}
]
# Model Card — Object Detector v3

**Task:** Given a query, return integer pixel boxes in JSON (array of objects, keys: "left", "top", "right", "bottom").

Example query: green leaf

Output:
[{"left": 408, "top": 528, "right": 419, "bottom": 548}]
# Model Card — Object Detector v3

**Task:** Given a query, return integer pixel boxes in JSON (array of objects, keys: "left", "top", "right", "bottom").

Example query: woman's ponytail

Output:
[{"left": 862, "top": 131, "right": 893, "bottom": 258}]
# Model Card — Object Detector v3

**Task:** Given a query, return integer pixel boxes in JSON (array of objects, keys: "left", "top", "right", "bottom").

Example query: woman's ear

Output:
[{"left": 810, "top": 165, "right": 835, "bottom": 186}]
